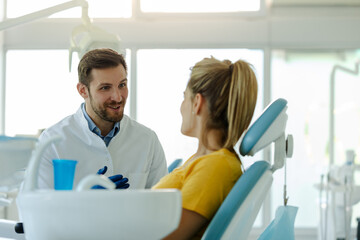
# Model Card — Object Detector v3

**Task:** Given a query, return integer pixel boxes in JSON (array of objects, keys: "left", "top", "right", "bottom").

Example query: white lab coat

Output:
[{"left": 37, "top": 106, "right": 168, "bottom": 189}]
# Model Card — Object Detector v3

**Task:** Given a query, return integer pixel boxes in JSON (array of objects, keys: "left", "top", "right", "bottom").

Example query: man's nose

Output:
[{"left": 111, "top": 89, "right": 122, "bottom": 102}]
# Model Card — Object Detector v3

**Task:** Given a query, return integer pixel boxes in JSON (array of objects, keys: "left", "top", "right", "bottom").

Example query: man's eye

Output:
[
  {"left": 100, "top": 86, "right": 110, "bottom": 90},
  {"left": 119, "top": 83, "right": 127, "bottom": 88}
]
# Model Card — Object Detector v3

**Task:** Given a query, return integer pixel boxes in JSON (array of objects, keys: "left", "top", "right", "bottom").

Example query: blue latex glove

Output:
[
  {"left": 97, "top": 166, "right": 108, "bottom": 175},
  {"left": 92, "top": 166, "right": 130, "bottom": 189}
]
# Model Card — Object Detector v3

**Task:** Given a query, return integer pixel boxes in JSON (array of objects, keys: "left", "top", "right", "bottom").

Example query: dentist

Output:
[{"left": 37, "top": 48, "right": 168, "bottom": 190}]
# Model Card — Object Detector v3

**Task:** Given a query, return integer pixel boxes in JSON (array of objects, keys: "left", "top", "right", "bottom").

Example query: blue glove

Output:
[
  {"left": 97, "top": 166, "right": 108, "bottom": 175},
  {"left": 92, "top": 166, "right": 130, "bottom": 189}
]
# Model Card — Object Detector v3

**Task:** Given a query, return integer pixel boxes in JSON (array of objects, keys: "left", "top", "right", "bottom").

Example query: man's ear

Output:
[
  {"left": 193, "top": 93, "right": 205, "bottom": 114},
  {"left": 77, "top": 83, "right": 89, "bottom": 99}
]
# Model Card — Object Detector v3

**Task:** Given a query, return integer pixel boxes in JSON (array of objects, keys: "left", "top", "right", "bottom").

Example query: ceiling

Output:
[{"left": 271, "top": 0, "right": 360, "bottom": 6}]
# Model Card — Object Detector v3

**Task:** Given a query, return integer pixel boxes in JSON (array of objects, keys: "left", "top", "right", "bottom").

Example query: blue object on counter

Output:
[{"left": 53, "top": 159, "right": 78, "bottom": 190}]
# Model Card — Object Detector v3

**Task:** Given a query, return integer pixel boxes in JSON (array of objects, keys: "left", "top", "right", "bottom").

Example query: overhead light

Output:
[{"left": 69, "top": 19, "right": 123, "bottom": 71}]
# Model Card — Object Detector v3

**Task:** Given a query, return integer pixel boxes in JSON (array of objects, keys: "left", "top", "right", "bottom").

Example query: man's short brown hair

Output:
[{"left": 78, "top": 48, "right": 127, "bottom": 87}]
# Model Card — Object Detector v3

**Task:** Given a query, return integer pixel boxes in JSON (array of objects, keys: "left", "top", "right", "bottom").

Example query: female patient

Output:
[{"left": 152, "top": 56, "right": 258, "bottom": 239}]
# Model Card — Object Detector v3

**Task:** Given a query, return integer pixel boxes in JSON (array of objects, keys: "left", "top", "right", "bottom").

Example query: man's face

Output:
[{"left": 77, "top": 65, "right": 128, "bottom": 130}]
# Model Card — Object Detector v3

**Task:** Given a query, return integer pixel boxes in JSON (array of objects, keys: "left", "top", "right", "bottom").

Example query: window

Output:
[
  {"left": 6, "top": 0, "right": 260, "bottom": 18},
  {"left": 5, "top": 50, "right": 80, "bottom": 136},
  {"left": 3, "top": 0, "right": 359, "bottom": 237},
  {"left": 137, "top": 49, "right": 264, "bottom": 165},
  {"left": 6, "top": 0, "right": 132, "bottom": 18},
  {"left": 271, "top": 50, "right": 360, "bottom": 228},
  {"left": 140, "top": 0, "right": 261, "bottom": 13},
  {"left": 137, "top": 48, "right": 264, "bottom": 226},
  {"left": 5, "top": 49, "right": 131, "bottom": 136},
  {"left": 333, "top": 65, "right": 360, "bottom": 166}
]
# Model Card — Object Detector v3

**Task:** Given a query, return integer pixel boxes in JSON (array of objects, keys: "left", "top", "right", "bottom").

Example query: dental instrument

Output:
[
  {"left": 0, "top": 136, "right": 37, "bottom": 240},
  {"left": 316, "top": 150, "right": 360, "bottom": 240},
  {"left": 329, "top": 60, "right": 360, "bottom": 166},
  {"left": 0, "top": 136, "right": 37, "bottom": 187},
  {"left": 317, "top": 59, "right": 360, "bottom": 240},
  {"left": 0, "top": 136, "right": 37, "bottom": 208}
]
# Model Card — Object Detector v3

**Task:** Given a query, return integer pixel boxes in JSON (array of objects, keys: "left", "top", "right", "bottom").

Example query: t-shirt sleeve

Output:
[{"left": 181, "top": 155, "right": 238, "bottom": 220}]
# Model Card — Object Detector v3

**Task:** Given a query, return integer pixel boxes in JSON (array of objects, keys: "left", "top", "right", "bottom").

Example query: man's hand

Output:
[{"left": 92, "top": 166, "right": 130, "bottom": 189}]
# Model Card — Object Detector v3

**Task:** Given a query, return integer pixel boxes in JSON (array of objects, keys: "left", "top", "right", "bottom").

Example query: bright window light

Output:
[
  {"left": 141, "top": 0, "right": 261, "bottom": 13},
  {"left": 5, "top": 50, "right": 81, "bottom": 136},
  {"left": 5, "top": 49, "right": 131, "bottom": 136},
  {"left": 137, "top": 48, "right": 264, "bottom": 225},
  {"left": 7, "top": 0, "right": 131, "bottom": 18},
  {"left": 271, "top": 50, "right": 360, "bottom": 228},
  {"left": 271, "top": 52, "right": 329, "bottom": 228},
  {"left": 137, "top": 48, "right": 263, "bottom": 164},
  {"left": 334, "top": 69, "right": 360, "bottom": 166}
]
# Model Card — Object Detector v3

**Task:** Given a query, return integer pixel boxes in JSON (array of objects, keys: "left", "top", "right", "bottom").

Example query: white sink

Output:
[
  {"left": 17, "top": 189, "right": 181, "bottom": 240},
  {"left": 15, "top": 136, "right": 182, "bottom": 240}
]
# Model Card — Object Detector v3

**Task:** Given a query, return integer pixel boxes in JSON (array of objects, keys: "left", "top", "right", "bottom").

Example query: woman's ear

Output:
[
  {"left": 77, "top": 83, "right": 89, "bottom": 99},
  {"left": 193, "top": 93, "right": 205, "bottom": 115}
]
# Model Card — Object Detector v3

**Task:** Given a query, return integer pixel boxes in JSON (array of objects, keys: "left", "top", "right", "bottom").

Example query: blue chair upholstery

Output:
[
  {"left": 168, "top": 158, "right": 183, "bottom": 173},
  {"left": 202, "top": 98, "right": 291, "bottom": 240},
  {"left": 240, "top": 98, "right": 288, "bottom": 156},
  {"left": 202, "top": 161, "right": 271, "bottom": 240}
]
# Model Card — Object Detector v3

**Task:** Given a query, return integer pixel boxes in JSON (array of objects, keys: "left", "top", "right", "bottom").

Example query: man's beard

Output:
[{"left": 89, "top": 93, "right": 124, "bottom": 123}]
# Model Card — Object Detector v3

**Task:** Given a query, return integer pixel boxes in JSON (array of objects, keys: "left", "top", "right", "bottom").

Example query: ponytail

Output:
[
  {"left": 187, "top": 57, "right": 258, "bottom": 151},
  {"left": 224, "top": 60, "right": 258, "bottom": 149}
]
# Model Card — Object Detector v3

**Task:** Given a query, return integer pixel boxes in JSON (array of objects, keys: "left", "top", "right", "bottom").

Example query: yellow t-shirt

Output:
[{"left": 152, "top": 148, "right": 243, "bottom": 238}]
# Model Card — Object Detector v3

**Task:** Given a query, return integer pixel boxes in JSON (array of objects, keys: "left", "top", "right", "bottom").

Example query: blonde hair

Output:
[{"left": 187, "top": 56, "right": 258, "bottom": 151}]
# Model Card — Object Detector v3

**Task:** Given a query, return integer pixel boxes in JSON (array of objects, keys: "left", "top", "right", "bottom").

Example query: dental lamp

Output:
[
  {"left": 0, "top": 0, "right": 123, "bottom": 71},
  {"left": 320, "top": 60, "right": 360, "bottom": 240},
  {"left": 329, "top": 60, "right": 360, "bottom": 165}
]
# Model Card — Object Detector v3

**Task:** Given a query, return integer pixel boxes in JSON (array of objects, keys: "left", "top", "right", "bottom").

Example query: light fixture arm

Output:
[
  {"left": 329, "top": 60, "right": 360, "bottom": 167},
  {"left": 0, "top": 0, "right": 123, "bottom": 72},
  {"left": 0, "top": 0, "right": 90, "bottom": 31}
]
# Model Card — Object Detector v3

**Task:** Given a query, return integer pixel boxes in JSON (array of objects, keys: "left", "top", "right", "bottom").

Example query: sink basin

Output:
[
  {"left": 17, "top": 189, "right": 181, "bottom": 240},
  {"left": 14, "top": 136, "right": 182, "bottom": 240}
]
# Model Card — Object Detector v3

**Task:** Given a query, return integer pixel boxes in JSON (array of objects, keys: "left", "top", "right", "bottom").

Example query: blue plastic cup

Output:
[{"left": 52, "top": 159, "right": 78, "bottom": 190}]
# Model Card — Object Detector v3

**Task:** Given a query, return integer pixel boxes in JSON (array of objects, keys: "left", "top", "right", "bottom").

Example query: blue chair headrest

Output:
[{"left": 240, "top": 98, "right": 288, "bottom": 156}]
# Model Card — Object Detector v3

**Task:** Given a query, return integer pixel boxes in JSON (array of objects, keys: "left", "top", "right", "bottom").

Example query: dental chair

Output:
[
  {"left": 0, "top": 98, "right": 292, "bottom": 240},
  {"left": 202, "top": 98, "right": 293, "bottom": 240},
  {"left": 168, "top": 158, "right": 183, "bottom": 173}
]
